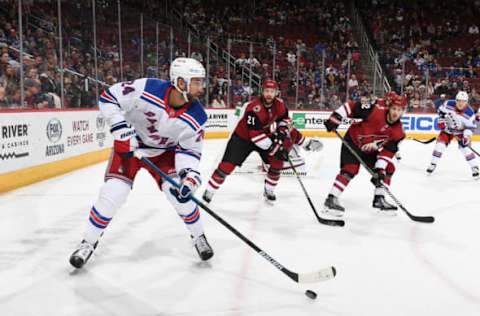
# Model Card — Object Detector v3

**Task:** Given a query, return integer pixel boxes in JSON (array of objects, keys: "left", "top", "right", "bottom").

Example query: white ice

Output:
[{"left": 0, "top": 138, "right": 479, "bottom": 316}]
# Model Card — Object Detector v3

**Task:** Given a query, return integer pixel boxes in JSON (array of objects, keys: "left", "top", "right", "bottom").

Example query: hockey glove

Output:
[
  {"left": 324, "top": 112, "right": 343, "bottom": 132},
  {"left": 303, "top": 138, "right": 323, "bottom": 151},
  {"left": 170, "top": 169, "right": 202, "bottom": 203},
  {"left": 370, "top": 168, "right": 386, "bottom": 187},
  {"left": 113, "top": 125, "right": 138, "bottom": 158},
  {"left": 361, "top": 141, "right": 380, "bottom": 152},
  {"left": 437, "top": 117, "right": 446, "bottom": 130},
  {"left": 273, "top": 128, "right": 288, "bottom": 142}
]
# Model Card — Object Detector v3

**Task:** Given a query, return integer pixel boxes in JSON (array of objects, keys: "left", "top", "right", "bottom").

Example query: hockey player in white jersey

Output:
[
  {"left": 426, "top": 91, "right": 479, "bottom": 179},
  {"left": 69, "top": 58, "right": 214, "bottom": 269}
]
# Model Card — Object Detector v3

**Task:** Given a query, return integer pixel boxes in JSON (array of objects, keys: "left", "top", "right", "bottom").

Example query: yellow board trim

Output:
[{"left": 0, "top": 148, "right": 111, "bottom": 193}]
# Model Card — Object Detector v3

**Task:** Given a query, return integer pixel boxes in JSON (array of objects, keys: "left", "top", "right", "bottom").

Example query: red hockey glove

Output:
[{"left": 325, "top": 112, "right": 343, "bottom": 132}]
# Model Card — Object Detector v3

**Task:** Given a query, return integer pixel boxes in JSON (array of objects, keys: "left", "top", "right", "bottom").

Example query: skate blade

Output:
[
  {"left": 374, "top": 209, "right": 398, "bottom": 216},
  {"left": 264, "top": 197, "right": 275, "bottom": 205},
  {"left": 322, "top": 207, "right": 344, "bottom": 218}
]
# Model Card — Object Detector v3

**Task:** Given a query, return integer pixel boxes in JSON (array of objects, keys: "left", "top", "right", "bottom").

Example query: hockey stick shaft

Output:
[
  {"left": 286, "top": 156, "right": 344, "bottom": 227},
  {"left": 408, "top": 136, "right": 436, "bottom": 144},
  {"left": 140, "top": 156, "right": 336, "bottom": 283},
  {"left": 468, "top": 145, "right": 480, "bottom": 157},
  {"left": 334, "top": 131, "right": 434, "bottom": 223}
]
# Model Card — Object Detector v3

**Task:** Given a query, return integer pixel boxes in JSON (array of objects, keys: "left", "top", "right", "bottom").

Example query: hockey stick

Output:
[
  {"left": 408, "top": 136, "right": 436, "bottom": 144},
  {"left": 140, "top": 156, "right": 337, "bottom": 284},
  {"left": 287, "top": 156, "right": 345, "bottom": 227},
  {"left": 334, "top": 131, "right": 435, "bottom": 223},
  {"left": 468, "top": 145, "right": 480, "bottom": 157}
]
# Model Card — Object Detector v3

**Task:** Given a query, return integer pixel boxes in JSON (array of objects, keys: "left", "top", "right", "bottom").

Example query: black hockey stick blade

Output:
[
  {"left": 384, "top": 189, "right": 435, "bottom": 223},
  {"left": 334, "top": 131, "right": 435, "bottom": 224},
  {"left": 140, "top": 156, "right": 337, "bottom": 284},
  {"left": 409, "top": 136, "right": 436, "bottom": 144},
  {"left": 287, "top": 157, "right": 344, "bottom": 227}
]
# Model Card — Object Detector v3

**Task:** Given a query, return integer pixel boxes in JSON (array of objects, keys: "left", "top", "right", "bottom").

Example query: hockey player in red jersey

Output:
[
  {"left": 202, "top": 80, "right": 322, "bottom": 203},
  {"left": 323, "top": 92, "right": 407, "bottom": 216}
]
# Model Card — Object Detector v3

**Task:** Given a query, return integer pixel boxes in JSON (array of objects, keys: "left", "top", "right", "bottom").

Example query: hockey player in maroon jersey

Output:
[
  {"left": 202, "top": 80, "right": 322, "bottom": 203},
  {"left": 323, "top": 92, "right": 407, "bottom": 216}
]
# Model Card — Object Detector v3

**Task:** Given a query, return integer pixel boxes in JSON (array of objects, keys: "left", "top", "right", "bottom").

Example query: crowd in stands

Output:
[
  {"left": 0, "top": 0, "right": 365, "bottom": 110},
  {"left": 5, "top": 0, "right": 479, "bottom": 113},
  {"left": 358, "top": 0, "right": 480, "bottom": 112},
  {"left": 180, "top": 0, "right": 366, "bottom": 109}
]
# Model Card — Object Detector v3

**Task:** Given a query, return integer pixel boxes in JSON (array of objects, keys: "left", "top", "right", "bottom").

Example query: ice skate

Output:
[
  {"left": 69, "top": 240, "right": 98, "bottom": 269},
  {"left": 192, "top": 234, "right": 214, "bottom": 261},
  {"left": 323, "top": 194, "right": 345, "bottom": 217}
]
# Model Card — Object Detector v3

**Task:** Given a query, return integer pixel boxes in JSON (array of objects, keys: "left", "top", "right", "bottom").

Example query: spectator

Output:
[
  {"left": 468, "top": 24, "right": 479, "bottom": 35},
  {"left": 24, "top": 78, "right": 50, "bottom": 108},
  {"left": 0, "top": 86, "right": 10, "bottom": 107},
  {"left": 347, "top": 74, "right": 359, "bottom": 90},
  {"left": 210, "top": 94, "right": 226, "bottom": 108}
]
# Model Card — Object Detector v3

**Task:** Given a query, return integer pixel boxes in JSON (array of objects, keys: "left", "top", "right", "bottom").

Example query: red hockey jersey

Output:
[
  {"left": 234, "top": 97, "right": 290, "bottom": 150},
  {"left": 336, "top": 99, "right": 405, "bottom": 168}
]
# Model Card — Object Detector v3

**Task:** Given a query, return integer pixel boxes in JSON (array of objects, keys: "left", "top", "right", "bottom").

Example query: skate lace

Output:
[
  {"left": 204, "top": 190, "right": 213, "bottom": 199},
  {"left": 194, "top": 235, "right": 210, "bottom": 252},
  {"left": 76, "top": 242, "right": 94, "bottom": 258}
]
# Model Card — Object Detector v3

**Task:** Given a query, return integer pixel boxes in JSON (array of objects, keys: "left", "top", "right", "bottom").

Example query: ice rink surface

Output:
[{"left": 0, "top": 138, "right": 479, "bottom": 316}]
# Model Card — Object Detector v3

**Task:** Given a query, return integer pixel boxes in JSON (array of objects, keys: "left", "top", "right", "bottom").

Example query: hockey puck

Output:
[{"left": 305, "top": 290, "right": 317, "bottom": 300}]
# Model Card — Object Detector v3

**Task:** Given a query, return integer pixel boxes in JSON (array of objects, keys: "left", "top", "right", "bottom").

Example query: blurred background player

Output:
[
  {"left": 69, "top": 58, "right": 213, "bottom": 269},
  {"left": 323, "top": 92, "right": 407, "bottom": 217},
  {"left": 202, "top": 80, "right": 322, "bottom": 203},
  {"left": 426, "top": 91, "right": 479, "bottom": 179}
]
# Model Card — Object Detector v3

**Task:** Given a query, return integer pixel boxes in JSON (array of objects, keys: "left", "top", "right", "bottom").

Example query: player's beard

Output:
[{"left": 262, "top": 96, "right": 274, "bottom": 107}]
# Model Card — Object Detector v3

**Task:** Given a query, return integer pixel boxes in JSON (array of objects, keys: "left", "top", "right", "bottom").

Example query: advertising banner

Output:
[{"left": 0, "top": 111, "right": 112, "bottom": 174}]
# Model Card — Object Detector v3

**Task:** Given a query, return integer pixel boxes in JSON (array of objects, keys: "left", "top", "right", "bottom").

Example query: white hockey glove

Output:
[
  {"left": 361, "top": 142, "right": 379, "bottom": 152},
  {"left": 112, "top": 124, "right": 138, "bottom": 158},
  {"left": 170, "top": 169, "right": 202, "bottom": 203},
  {"left": 303, "top": 138, "right": 323, "bottom": 151}
]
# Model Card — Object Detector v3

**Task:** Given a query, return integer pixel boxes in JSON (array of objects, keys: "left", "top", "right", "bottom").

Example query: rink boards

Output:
[{"left": 1, "top": 108, "right": 478, "bottom": 192}]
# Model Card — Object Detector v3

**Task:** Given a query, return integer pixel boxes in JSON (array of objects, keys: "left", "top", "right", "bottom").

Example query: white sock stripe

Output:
[
  {"left": 251, "top": 133, "right": 268, "bottom": 142},
  {"left": 334, "top": 180, "right": 346, "bottom": 190},
  {"left": 208, "top": 179, "right": 220, "bottom": 189},
  {"left": 378, "top": 155, "right": 393, "bottom": 164},
  {"left": 265, "top": 178, "right": 278, "bottom": 186}
]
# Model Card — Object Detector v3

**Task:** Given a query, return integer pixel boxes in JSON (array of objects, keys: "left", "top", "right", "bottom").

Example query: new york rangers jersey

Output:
[
  {"left": 99, "top": 78, "right": 207, "bottom": 173},
  {"left": 438, "top": 100, "right": 476, "bottom": 135}
]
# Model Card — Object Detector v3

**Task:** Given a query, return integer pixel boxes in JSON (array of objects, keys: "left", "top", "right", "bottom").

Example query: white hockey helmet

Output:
[
  {"left": 456, "top": 91, "right": 469, "bottom": 102},
  {"left": 169, "top": 57, "right": 206, "bottom": 101}
]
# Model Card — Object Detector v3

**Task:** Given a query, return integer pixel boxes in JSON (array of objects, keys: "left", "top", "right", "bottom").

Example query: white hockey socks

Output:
[
  {"left": 84, "top": 178, "right": 130, "bottom": 245},
  {"left": 430, "top": 141, "right": 446, "bottom": 165},
  {"left": 460, "top": 146, "right": 478, "bottom": 169}
]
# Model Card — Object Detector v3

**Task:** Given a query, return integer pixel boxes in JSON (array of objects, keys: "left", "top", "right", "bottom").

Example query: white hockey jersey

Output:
[
  {"left": 99, "top": 78, "right": 207, "bottom": 174},
  {"left": 438, "top": 100, "right": 476, "bottom": 135}
]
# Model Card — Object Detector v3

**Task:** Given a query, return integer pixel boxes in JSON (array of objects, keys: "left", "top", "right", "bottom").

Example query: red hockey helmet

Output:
[
  {"left": 391, "top": 95, "right": 407, "bottom": 109},
  {"left": 385, "top": 91, "right": 398, "bottom": 102},
  {"left": 262, "top": 79, "right": 279, "bottom": 90}
]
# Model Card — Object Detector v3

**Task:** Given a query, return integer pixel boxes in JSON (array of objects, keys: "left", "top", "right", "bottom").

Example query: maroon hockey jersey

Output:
[
  {"left": 338, "top": 99, "right": 405, "bottom": 165},
  {"left": 233, "top": 97, "right": 290, "bottom": 150}
]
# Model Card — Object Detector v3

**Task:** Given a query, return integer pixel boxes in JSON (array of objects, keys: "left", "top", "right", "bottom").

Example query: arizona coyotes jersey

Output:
[
  {"left": 234, "top": 97, "right": 289, "bottom": 150},
  {"left": 99, "top": 78, "right": 207, "bottom": 173},
  {"left": 335, "top": 99, "right": 405, "bottom": 166},
  {"left": 438, "top": 100, "right": 476, "bottom": 135}
]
